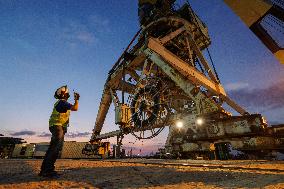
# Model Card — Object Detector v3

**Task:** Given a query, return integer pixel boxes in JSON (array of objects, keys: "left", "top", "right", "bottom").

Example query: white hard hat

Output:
[{"left": 54, "top": 85, "right": 69, "bottom": 99}]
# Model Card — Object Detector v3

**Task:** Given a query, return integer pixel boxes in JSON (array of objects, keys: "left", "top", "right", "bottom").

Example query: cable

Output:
[
  {"left": 269, "top": 0, "right": 284, "bottom": 8},
  {"left": 206, "top": 48, "right": 220, "bottom": 82},
  {"left": 262, "top": 20, "right": 284, "bottom": 35},
  {"left": 267, "top": 15, "right": 284, "bottom": 28},
  {"left": 186, "top": 0, "right": 221, "bottom": 83},
  {"left": 195, "top": 58, "right": 205, "bottom": 74},
  {"left": 108, "top": 28, "right": 142, "bottom": 76}
]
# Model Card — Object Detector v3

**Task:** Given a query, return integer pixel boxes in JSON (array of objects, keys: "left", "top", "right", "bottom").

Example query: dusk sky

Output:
[{"left": 0, "top": 0, "right": 283, "bottom": 155}]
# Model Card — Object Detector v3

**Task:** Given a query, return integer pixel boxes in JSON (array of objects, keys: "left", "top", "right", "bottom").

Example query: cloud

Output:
[
  {"left": 61, "top": 21, "right": 96, "bottom": 45},
  {"left": 10, "top": 130, "right": 36, "bottom": 136},
  {"left": 38, "top": 132, "right": 52, "bottom": 138},
  {"left": 65, "top": 132, "right": 91, "bottom": 138},
  {"left": 60, "top": 14, "right": 110, "bottom": 46},
  {"left": 38, "top": 131, "right": 92, "bottom": 138},
  {"left": 268, "top": 121, "right": 283, "bottom": 125},
  {"left": 229, "top": 80, "right": 284, "bottom": 111},
  {"left": 121, "top": 145, "right": 138, "bottom": 150},
  {"left": 225, "top": 82, "right": 249, "bottom": 91},
  {"left": 77, "top": 31, "right": 95, "bottom": 43},
  {"left": 89, "top": 15, "right": 110, "bottom": 33}
]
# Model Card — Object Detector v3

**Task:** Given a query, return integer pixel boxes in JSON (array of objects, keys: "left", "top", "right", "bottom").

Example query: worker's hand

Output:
[{"left": 74, "top": 92, "right": 80, "bottom": 101}]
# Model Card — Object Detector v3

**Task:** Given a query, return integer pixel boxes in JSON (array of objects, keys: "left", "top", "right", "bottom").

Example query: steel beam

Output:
[
  {"left": 147, "top": 37, "right": 226, "bottom": 96},
  {"left": 159, "top": 26, "right": 186, "bottom": 44},
  {"left": 91, "top": 86, "right": 112, "bottom": 140},
  {"left": 144, "top": 48, "right": 221, "bottom": 114},
  {"left": 95, "top": 130, "right": 122, "bottom": 140}
]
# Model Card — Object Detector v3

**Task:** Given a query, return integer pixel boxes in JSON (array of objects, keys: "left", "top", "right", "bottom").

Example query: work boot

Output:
[{"left": 38, "top": 170, "right": 60, "bottom": 179}]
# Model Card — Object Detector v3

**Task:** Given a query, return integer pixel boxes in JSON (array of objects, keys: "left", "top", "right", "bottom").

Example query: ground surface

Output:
[{"left": 0, "top": 159, "right": 284, "bottom": 189}]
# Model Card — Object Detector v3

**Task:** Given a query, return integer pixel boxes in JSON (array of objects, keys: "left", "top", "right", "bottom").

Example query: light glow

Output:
[
  {"left": 196, "top": 118, "right": 204, "bottom": 125},
  {"left": 176, "top": 121, "right": 183, "bottom": 128}
]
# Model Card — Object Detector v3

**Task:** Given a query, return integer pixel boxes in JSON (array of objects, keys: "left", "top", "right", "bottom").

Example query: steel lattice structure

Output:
[{"left": 83, "top": 2, "right": 284, "bottom": 159}]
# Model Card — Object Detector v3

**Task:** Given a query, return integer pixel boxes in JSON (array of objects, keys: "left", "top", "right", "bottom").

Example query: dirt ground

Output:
[{"left": 0, "top": 159, "right": 284, "bottom": 189}]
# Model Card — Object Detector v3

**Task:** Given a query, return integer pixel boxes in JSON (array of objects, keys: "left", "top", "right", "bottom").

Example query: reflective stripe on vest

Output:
[{"left": 49, "top": 100, "right": 71, "bottom": 127}]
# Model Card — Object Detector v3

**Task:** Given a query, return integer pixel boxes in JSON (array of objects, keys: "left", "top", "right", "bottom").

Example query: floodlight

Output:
[
  {"left": 196, "top": 118, "right": 204, "bottom": 125},
  {"left": 176, "top": 121, "right": 183, "bottom": 128}
]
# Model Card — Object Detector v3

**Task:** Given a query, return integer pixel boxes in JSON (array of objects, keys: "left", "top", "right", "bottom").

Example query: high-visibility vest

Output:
[{"left": 49, "top": 100, "right": 71, "bottom": 127}]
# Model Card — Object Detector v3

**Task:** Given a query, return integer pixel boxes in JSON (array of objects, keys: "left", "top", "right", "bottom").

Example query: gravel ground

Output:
[{"left": 0, "top": 159, "right": 283, "bottom": 189}]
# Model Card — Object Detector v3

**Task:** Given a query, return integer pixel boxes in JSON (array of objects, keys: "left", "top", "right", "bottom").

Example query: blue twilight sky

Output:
[{"left": 0, "top": 0, "right": 283, "bottom": 154}]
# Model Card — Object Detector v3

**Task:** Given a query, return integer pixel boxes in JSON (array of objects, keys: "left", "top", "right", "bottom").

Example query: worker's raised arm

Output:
[{"left": 71, "top": 92, "right": 80, "bottom": 111}]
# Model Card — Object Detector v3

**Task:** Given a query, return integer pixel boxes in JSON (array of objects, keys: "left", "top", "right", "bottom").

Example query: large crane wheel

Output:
[{"left": 128, "top": 76, "right": 171, "bottom": 139}]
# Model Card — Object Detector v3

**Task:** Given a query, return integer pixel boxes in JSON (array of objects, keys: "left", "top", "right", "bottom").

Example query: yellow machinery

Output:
[
  {"left": 115, "top": 104, "right": 132, "bottom": 126},
  {"left": 82, "top": 142, "right": 110, "bottom": 158},
  {"left": 224, "top": 0, "right": 284, "bottom": 64},
  {"left": 12, "top": 144, "right": 35, "bottom": 158}
]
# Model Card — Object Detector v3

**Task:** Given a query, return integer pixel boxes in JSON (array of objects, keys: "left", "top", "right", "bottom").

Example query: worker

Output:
[
  {"left": 39, "top": 85, "right": 80, "bottom": 178},
  {"left": 138, "top": 0, "right": 175, "bottom": 26}
]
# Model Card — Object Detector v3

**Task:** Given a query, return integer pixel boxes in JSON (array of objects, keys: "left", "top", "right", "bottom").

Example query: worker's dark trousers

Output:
[{"left": 40, "top": 126, "right": 66, "bottom": 173}]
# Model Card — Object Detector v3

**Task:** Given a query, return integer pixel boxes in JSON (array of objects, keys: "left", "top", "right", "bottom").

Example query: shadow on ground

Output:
[{"left": 0, "top": 159, "right": 283, "bottom": 188}]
